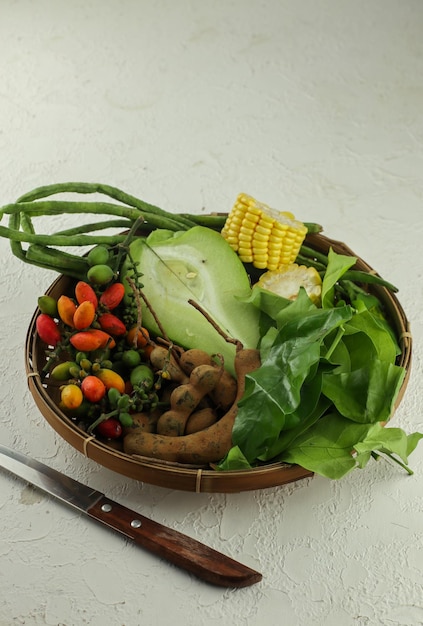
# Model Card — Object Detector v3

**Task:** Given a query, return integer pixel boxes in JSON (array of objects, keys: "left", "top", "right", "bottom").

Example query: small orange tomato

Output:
[
  {"left": 81, "top": 375, "right": 106, "bottom": 403},
  {"left": 73, "top": 300, "right": 96, "bottom": 330},
  {"left": 126, "top": 326, "right": 150, "bottom": 348},
  {"left": 61, "top": 384, "right": 83, "bottom": 410},
  {"left": 142, "top": 343, "right": 155, "bottom": 360}
]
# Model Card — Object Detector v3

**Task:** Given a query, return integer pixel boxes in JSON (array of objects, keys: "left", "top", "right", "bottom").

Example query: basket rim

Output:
[{"left": 24, "top": 231, "right": 412, "bottom": 493}]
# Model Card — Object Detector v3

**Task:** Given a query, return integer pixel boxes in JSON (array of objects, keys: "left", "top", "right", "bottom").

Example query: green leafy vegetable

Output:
[
  {"left": 220, "top": 248, "right": 421, "bottom": 479},
  {"left": 231, "top": 304, "right": 354, "bottom": 461},
  {"left": 322, "top": 360, "right": 405, "bottom": 424},
  {"left": 279, "top": 417, "right": 423, "bottom": 479}
]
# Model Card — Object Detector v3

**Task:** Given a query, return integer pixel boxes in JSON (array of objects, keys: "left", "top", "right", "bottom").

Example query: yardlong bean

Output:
[
  {"left": 56, "top": 219, "right": 134, "bottom": 236},
  {"left": 1, "top": 221, "right": 128, "bottom": 247},
  {"left": 0, "top": 181, "right": 204, "bottom": 276},
  {"left": 340, "top": 270, "right": 398, "bottom": 293},
  {"left": 16, "top": 181, "right": 197, "bottom": 229}
]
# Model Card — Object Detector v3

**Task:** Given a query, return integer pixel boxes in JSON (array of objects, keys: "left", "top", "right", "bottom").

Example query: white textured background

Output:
[{"left": 1, "top": 1, "right": 422, "bottom": 625}]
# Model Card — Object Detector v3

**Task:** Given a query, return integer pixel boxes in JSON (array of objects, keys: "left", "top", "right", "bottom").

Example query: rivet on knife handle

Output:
[{"left": 88, "top": 496, "right": 262, "bottom": 588}]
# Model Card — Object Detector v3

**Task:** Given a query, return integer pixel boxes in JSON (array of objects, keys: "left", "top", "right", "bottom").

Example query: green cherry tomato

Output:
[
  {"left": 87, "top": 264, "right": 114, "bottom": 286},
  {"left": 122, "top": 349, "right": 142, "bottom": 369},
  {"left": 130, "top": 365, "right": 154, "bottom": 390},
  {"left": 87, "top": 246, "right": 110, "bottom": 267}
]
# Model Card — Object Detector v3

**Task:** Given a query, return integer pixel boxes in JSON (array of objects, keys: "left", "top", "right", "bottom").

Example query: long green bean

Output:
[
  {"left": 56, "top": 219, "right": 134, "bottom": 236},
  {"left": 2, "top": 200, "right": 144, "bottom": 220},
  {"left": 341, "top": 270, "right": 398, "bottom": 293},
  {"left": 26, "top": 245, "right": 89, "bottom": 277},
  {"left": 2, "top": 199, "right": 199, "bottom": 233},
  {"left": 20, "top": 212, "right": 35, "bottom": 234},
  {"left": 180, "top": 213, "right": 227, "bottom": 229},
  {"left": 300, "top": 244, "right": 329, "bottom": 266},
  {"left": 16, "top": 181, "right": 197, "bottom": 229},
  {"left": 8, "top": 212, "right": 26, "bottom": 263},
  {"left": 296, "top": 253, "right": 327, "bottom": 272},
  {"left": 1, "top": 222, "right": 128, "bottom": 247}
]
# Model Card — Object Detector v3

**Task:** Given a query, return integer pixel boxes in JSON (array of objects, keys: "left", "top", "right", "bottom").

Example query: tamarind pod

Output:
[
  {"left": 123, "top": 348, "right": 261, "bottom": 464},
  {"left": 156, "top": 364, "right": 222, "bottom": 437},
  {"left": 125, "top": 411, "right": 160, "bottom": 434},
  {"left": 149, "top": 346, "right": 189, "bottom": 384},
  {"left": 179, "top": 349, "right": 237, "bottom": 410},
  {"left": 185, "top": 407, "right": 218, "bottom": 435}
]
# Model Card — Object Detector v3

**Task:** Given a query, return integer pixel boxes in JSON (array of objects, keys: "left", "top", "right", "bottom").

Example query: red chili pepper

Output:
[
  {"left": 69, "top": 329, "right": 116, "bottom": 351},
  {"left": 36, "top": 313, "right": 61, "bottom": 347},
  {"left": 75, "top": 281, "right": 98, "bottom": 309},
  {"left": 99, "top": 282, "right": 125, "bottom": 310},
  {"left": 98, "top": 312, "right": 126, "bottom": 336}
]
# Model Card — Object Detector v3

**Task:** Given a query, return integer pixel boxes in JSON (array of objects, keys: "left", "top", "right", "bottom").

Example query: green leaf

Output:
[
  {"left": 321, "top": 248, "right": 357, "bottom": 308},
  {"left": 354, "top": 424, "right": 423, "bottom": 470},
  {"left": 322, "top": 360, "right": 406, "bottom": 423},
  {"left": 259, "top": 389, "right": 332, "bottom": 461},
  {"left": 280, "top": 415, "right": 423, "bottom": 479},
  {"left": 279, "top": 412, "right": 370, "bottom": 479},
  {"left": 344, "top": 307, "right": 398, "bottom": 363},
  {"left": 232, "top": 305, "right": 353, "bottom": 461},
  {"left": 216, "top": 446, "right": 252, "bottom": 471}
]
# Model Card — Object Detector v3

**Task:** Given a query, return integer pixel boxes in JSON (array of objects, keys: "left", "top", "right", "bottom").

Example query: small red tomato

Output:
[
  {"left": 81, "top": 375, "right": 106, "bottom": 403},
  {"left": 95, "top": 418, "right": 122, "bottom": 439},
  {"left": 36, "top": 313, "right": 61, "bottom": 347}
]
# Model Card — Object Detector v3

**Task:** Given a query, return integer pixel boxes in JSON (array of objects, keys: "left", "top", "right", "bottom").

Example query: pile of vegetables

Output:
[{"left": 1, "top": 182, "right": 421, "bottom": 480}]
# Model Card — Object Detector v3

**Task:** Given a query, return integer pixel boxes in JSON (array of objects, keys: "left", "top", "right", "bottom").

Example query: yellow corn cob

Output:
[{"left": 221, "top": 193, "right": 308, "bottom": 270}]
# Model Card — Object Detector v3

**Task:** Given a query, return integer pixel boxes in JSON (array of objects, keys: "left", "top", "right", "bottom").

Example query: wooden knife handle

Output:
[{"left": 87, "top": 496, "right": 262, "bottom": 588}]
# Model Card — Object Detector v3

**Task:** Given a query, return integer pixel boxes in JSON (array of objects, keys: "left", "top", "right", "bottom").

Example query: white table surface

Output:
[{"left": 1, "top": 1, "right": 422, "bottom": 625}]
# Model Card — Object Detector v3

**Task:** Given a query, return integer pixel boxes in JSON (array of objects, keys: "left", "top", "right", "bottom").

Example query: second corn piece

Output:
[{"left": 221, "top": 193, "right": 308, "bottom": 270}]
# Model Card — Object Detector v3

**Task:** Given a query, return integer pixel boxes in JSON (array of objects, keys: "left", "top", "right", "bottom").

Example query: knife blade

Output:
[{"left": 0, "top": 444, "right": 262, "bottom": 587}]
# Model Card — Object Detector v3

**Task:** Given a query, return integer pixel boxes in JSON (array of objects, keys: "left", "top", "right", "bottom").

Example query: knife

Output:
[{"left": 0, "top": 444, "right": 262, "bottom": 587}]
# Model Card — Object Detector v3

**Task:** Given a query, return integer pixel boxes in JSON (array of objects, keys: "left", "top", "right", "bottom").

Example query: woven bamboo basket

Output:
[{"left": 25, "top": 231, "right": 412, "bottom": 493}]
